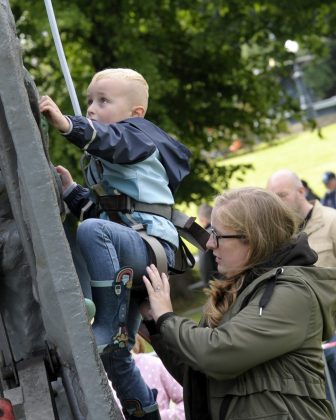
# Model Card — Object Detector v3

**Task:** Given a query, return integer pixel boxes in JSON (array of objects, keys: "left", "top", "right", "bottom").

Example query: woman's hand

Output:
[
  {"left": 39, "top": 95, "right": 70, "bottom": 132},
  {"left": 142, "top": 264, "right": 173, "bottom": 322}
]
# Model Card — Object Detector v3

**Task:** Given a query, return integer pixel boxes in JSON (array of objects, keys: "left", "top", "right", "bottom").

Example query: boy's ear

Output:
[{"left": 131, "top": 105, "right": 146, "bottom": 118}]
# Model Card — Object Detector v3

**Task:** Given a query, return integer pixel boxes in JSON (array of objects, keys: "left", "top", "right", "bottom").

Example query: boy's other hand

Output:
[
  {"left": 39, "top": 95, "right": 70, "bottom": 132},
  {"left": 55, "top": 165, "right": 74, "bottom": 191}
]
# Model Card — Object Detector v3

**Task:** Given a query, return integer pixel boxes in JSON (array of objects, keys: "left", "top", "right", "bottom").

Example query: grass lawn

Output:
[{"left": 220, "top": 123, "right": 336, "bottom": 197}]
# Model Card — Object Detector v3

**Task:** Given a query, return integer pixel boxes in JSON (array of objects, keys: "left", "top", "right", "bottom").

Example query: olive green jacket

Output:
[{"left": 151, "top": 266, "right": 336, "bottom": 419}]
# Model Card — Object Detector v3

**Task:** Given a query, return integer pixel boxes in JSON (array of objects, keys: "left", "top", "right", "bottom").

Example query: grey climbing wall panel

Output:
[{"left": 0, "top": 1, "right": 122, "bottom": 418}]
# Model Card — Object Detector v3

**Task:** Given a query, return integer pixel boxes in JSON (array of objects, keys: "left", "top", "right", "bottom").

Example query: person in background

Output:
[
  {"left": 321, "top": 171, "right": 336, "bottom": 209},
  {"left": 197, "top": 203, "right": 218, "bottom": 286},
  {"left": 141, "top": 187, "right": 336, "bottom": 419},
  {"left": 267, "top": 169, "right": 336, "bottom": 267},
  {"left": 301, "top": 179, "right": 320, "bottom": 202},
  {"left": 267, "top": 168, "right": 336, "bottom": 402}
]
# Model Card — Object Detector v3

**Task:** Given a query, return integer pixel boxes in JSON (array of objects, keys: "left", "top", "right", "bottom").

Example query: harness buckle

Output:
[
  {"left": 114, "top": 284, "right": 121, "bottom": 295},
  {"left": 121, "top": 195, "right": 134, "bottom": 214}
]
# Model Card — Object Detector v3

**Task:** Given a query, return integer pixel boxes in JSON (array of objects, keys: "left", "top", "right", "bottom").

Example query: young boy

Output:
[{"left": 39, "top": 68, "right": 191, "bottom": 419}]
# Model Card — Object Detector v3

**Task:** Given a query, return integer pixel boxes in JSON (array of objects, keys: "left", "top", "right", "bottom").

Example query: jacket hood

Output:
[
  {"left": 251, "top": 232, "right": 318, "bottom": 274},
  {"left": 254, "top": 265, "right": 336, "bottom": 341},
  {"left": 128, "top": 118, "right": 191, "bottom": 193},
  {"left": 243, "top": 233, "right": 336, "bottom": 340},
  {"left": 297, "top": 265, "right": 336, "bottom": 340}
]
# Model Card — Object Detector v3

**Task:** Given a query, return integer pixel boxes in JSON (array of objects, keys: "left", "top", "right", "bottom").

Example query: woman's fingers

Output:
[
  {"left": 145, "top": 265, "right": 160, "bottom": 286},
  {"left": 142, "top": 266, "right": 173, "bottom": 321},
  {"left": 142, "top": 275, "right": 154, "bottom": 294},
  {"left": 146, "top": 264, "right": 160, "bottom": 278},
  {"left": 161, "top": 271, "right": 170, "bottom": 293},
  {"left": 145, "top": 264, "right": 169, "bottom": 292}
]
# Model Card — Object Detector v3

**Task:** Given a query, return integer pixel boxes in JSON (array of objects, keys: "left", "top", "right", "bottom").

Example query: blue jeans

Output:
[
  {"left": 77, "top": 218, "right": 174, "bottom": 412},
  {"left": 63, "top": 214, "right": 92, "bottom": 299}
]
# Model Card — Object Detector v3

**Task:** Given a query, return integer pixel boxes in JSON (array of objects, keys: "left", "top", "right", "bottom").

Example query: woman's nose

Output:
[{"left": 206, "top": 235, "right": 215, "bottom": 250}]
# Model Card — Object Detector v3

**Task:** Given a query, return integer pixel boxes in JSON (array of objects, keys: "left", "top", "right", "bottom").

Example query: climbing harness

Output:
[{"left": 80, "top": 153, "right": 209, "bottom": 275}]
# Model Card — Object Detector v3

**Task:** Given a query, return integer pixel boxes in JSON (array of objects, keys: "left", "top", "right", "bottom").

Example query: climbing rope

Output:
[{"left": 43, "top": 0, "right": 82, "bottom": 116}]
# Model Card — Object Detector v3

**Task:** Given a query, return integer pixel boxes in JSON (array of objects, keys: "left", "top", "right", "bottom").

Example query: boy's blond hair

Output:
[{"left": 92, "top": 68, "right": 149, "bottom": 112}]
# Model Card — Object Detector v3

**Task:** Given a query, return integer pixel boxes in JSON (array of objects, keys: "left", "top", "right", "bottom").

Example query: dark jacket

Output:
[
  {"left": 65, "top": 116, "right": 191, "bottom": 195},
  {"left": 322, "top": 189, "right": 336, "bottom": 209},
  {"left": 151, "top": 234, "right": 336, "bottom": 419},
  {"left": 63, "top": 116, "right": 191, "bottom": 247}
]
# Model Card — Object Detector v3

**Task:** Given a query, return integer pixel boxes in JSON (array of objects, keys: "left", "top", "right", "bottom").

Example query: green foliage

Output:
[
  {"left": 9, "top": 0, "right": 336, "bottom": 203},
  {"left": 302, "top": 38, "right": 336, "bottom": 100}
]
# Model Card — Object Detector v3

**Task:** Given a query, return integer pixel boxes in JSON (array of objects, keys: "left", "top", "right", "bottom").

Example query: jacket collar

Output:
[{"left": 304, "top": 200, "right": 325, "bottom": 235}]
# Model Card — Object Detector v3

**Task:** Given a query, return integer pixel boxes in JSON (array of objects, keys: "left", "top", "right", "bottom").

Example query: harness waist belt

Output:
[{"left": 98, "top": 194, "right": 173, "bottom": 220}]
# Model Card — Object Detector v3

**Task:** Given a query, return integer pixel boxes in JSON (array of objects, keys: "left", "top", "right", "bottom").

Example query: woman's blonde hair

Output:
[
  {"left": 91, "top": 68, "right": 149, "bottom": 112},
  {"left": 203, "top": 187, "right": 299, "bottom": 327}
]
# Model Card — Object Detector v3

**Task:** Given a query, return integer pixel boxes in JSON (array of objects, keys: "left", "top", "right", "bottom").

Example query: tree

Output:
[{"left": 10, "top": 0, "right": 336, "bottom": 203}]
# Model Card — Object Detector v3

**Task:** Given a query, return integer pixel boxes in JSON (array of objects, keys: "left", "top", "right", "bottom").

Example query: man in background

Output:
[
  {"left": 267, "top": 168, "right": 336, "bottom": 403},
  {"left": 267, "top": 169, "right": 336, "bottom": 267}
]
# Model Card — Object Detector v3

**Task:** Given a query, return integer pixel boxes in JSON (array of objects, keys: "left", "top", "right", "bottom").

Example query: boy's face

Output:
[{"left": 86, "top": 77, "right": 133, "bottom": 124}]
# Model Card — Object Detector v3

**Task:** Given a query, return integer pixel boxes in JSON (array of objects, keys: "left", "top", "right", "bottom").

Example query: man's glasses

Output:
[{"left": 210, "top": 228, "right": 246, "bottom": 248}]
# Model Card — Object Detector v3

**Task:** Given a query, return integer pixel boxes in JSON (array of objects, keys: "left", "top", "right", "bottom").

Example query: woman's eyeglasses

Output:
[{"left": 210, "top": 228, "right": 246, "bottom": 248}]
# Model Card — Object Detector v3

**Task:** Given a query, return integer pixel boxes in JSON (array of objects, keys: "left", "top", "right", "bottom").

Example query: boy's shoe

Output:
[{"left": 123, "top": 393, "right": 160, "bottom": 420}]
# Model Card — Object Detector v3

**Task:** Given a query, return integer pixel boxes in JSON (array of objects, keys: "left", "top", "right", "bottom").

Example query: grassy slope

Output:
[{"left": 220, "top": 123, "right": 336, "bottom": 196}]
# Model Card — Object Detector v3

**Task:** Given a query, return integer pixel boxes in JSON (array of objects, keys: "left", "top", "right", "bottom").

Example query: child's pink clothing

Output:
[
  {"left": 111, "top": 352, "right": 185, "bottom": 419},
  {"left": 133, "top": 353, "right": 185, "bottom": 420}
]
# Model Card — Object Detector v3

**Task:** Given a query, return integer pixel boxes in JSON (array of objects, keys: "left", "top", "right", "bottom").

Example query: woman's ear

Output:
[{"left": 131, "top": 105, "right": 145, "bottom": 118}]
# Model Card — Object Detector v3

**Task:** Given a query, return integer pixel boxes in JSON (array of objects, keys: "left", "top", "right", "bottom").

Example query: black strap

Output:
[
  {"left": 172, "top": 209, "right": 210, "bottom": 251},
  {"left": 169, "top": 236, "right": 195, "bottom": 274},
  {"left": 97, "top": 194, "right": 173, "bottom": 220},
  {"left": 189, "top": 369, "right": 212, "bottom": 420},
  {"left": 299, "top": 207, "right": 313, "bottom": 231}
]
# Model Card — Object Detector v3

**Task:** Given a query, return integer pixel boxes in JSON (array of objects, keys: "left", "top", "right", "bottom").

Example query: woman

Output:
[{"left": 141, "top": 187, "right": 336, "bottom": 419}]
